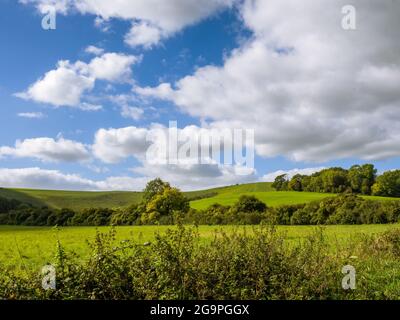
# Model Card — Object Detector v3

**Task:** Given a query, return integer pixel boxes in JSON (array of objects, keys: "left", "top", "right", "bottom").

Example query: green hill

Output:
[
  {"left": 190, "top": 191, "right": 335, "bottom": 210},
  {"left": 0, "top": 188, "right": 142, "bottom": 210},
  {"left": 0, "top": 182, "right": 398, "bottom": 211},
  {"left": 189, "top": 182, "right": 336, "bottom": 209},
  {"left": 0, "top": 183, "right": 273, "bottom": 210},
  {"left": 190, "top": 183, "right": 400, "bottom": 209}
]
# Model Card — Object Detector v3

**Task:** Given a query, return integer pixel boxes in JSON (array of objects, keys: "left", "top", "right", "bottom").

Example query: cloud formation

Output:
[
  {"left": 16, "top": 52, "right": 139, "bottom": 108},
  {"left": 85, "top": 45, "right": 104, "bottom": 56},
  {"left": 0, "top": 165, "right": 253, "bottom": 191},
  {"left": 124, "top": 22, "right": 164, "bottom": 49},
  {"left": 136, "top": 0, "right": 400, "bottom": 162},
  {"left": 0, "top": 167, "right": 148, "bottom": 191},
  {"left": 9, "top": 0, "right": 400, "bottom": 191},
  {"left": 15, "top": 60, "right": 95, "bottom": 107},
  {"left": 91, "top": 124, "right": 256, "bottom": 189},
  {"left": 20, "top": 0, "right": 235, "bottom": 48},
  {"left": 93, "top": 126, "right": 150, "bottom": 164},
  {"left": 1, "top": 124, "right": 254, "bottom": 190},
  {"left": 0, "top": 137, "right": 91, "bottom": 163}
]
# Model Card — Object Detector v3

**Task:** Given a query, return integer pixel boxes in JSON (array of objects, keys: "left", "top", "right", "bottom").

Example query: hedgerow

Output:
[{"left": 1, "top": 224, "right": 400, "bottom": 300}]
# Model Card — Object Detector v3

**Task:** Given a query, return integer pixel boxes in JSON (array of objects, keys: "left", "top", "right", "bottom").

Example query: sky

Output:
[{"left": 0, "top": 0, "right": 399, "bottom": 191}]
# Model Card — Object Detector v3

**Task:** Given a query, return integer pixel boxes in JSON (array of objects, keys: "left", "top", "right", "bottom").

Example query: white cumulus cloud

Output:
[
  {"left": 93, "top": 126, "right": 151, "bottom": 164},
  {"left": 88, "top": 53, "right": 139, "bottom": 82},
  {"left": 15, "top": 60, "right": 95, "bottom": 107},
  {"left": 135, "top": 0, "right": 400, "bottom": 163},
  {"left": 85, "top": 45, "right": 105, "bottom": 56},
  {"left": 20, "top": 0, "right": 235, "bottom": 48},
  {"left": 15, "top": 52, "right": 139, "bottom": 108},
  {"left": 91, "top": 124, "right": 256, "bottom": 190},
  {"left": 121, "top": 105, "right": 144, "bottom": 121},
  {"left": 0, "top": 167, "right": 148, "bottom": 191},
  {"left": 0, "top": 137, "right": 91, "bottom": 163},
  {"left": 124, "top": 21, "right": 164, "bottom": 49}
]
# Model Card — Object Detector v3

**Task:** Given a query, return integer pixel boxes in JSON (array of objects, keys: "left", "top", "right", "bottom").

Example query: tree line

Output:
[
  {"left": 2, "top": 173, "right": 400, "bottom": 226},
  {"left": 2, "top": 190, "right": 400, "bottom": 227},
  {"left": 272, "top": 164, "right": 400, "bottom": 197},
  {"left": 0, "top": 178, "right": 190, "bottom": 226},
  {"left": 185, "top": 194, "right": 400, "bottom": 225}
]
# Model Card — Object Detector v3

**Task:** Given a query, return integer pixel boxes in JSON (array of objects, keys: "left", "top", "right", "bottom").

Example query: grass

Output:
[
  {"left": 3, "top": 224, "right": 400, "bottom": 300},
  {"left": 2, "top": 223, "right": 400, "bottom": 271},
  {"left": 0, "top": 183, "right": 273, "bottom": 210},
  {"left": 1, "top": 182, "right": 399, "bottom": 211},
  {"left": 190, "top": 191, "right": 335, "bottom": 209},
  {"left": 0, "top": 183, "right": 400, "bottom": 299},
  {"left": 0, "top": 188, "right": 143, "bottom": 210},
  {"left": 190, "top": 190, "right": 400, "bottom": 210}
]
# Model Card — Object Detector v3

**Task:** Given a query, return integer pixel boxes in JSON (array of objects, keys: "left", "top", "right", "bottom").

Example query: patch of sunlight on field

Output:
[
  {"left": 1, "top": 224, "right": 400, "bottom": 271},
  {"left": 190, "top": 191, "right": 334, "bottom": 209},
  {"left": 190, "top": 191, "right": 400, "bottom": 210}
]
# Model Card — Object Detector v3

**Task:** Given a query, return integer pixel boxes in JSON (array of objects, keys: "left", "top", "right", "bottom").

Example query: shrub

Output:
[
  {"left": 232, "top": 195, "right": 267, "bottom": 213},
  {"left": 3, "top": 225, "right": 400, "bottom": 299}
]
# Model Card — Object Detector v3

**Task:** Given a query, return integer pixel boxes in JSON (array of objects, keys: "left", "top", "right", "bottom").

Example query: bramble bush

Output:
[{"left": 1, "top": 224, "right": 400, "bottom": 299}]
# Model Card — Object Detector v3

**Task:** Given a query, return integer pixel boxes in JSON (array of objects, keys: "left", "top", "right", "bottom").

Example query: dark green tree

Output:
[
  {"left": 372, "top": 170, "right": 400, "bottom": 197},
  {"left": 142, "top": 178, "right": 171, "bottom": 202},
  {"left": 233, "top": 195, "right": 267, "bottom": 213},
  {"left": 288, "top": 174, "right": 305, "bottom": 191},
  {"left": 272, "top": 174, "right": 289, "bottom": 191},
  {"left": 142, "top": 187, "right": 189, "bottom": 224},
  {"left": 348, "top": 164, "right": 376, "bottom": 194}
]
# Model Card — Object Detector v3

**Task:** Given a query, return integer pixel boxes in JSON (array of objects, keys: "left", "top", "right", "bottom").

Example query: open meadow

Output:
[
  {"left": 2, "top": 180, "right": 400, "bottom": 299},
  {"left": 2, "top": 223, "right": 400, "bottom": 271}
]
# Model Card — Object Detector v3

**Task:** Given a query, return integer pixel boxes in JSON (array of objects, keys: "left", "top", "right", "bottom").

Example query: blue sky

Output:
[{"left": 0, "top": 0, "right": 399, "bottom": 191}]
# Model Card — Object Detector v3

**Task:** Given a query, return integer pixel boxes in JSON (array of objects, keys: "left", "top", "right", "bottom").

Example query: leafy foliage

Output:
[
  {"left": 142, "top": 178, "right": 171, "bottom": 203},
  {"left": 186, "top": 194, "right": 400, "bottom": 225},
  {"left": 2, "top": 175, "right": 400, "bottom": 227},
  {"left": 2, "top": 225, "right": 400, "bottom": 299},
  {"left": 272, "top": 174, "right": 289, "bottom": 191},
  {"left": 372, "top": 170, "right": 400, "bottom": 197},
  {"left": 142, "top": 187, "right": 190, "bottom": 224},
  {"left": 232, "top": 195, "right": 267, "bottom": 213},
  {"left": 271, "top": 164, "right": 400, "bottom": 198}
]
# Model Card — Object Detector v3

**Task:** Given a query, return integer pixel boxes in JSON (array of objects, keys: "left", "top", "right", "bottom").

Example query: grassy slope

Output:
[
  {"left": 0, "top": 183, "right": 272, "bottom": 210},
  {"left": 191, "top": 191, "right": 334, "bottom": 209},
  {"left": 1, "top": 224, "right": 400, "bottom": 270},
  {"left": 0, "top": 188, "right": 143, "bottom": 210},
  {"left": 190, "top": 183, "right": 400, "bottom": 209},
  {"left": 0, "top": 182, "right": 399, "bottom": 210}
]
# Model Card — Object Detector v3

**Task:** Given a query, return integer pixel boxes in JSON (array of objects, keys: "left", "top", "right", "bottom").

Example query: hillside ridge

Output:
[{"left": 0, "top": 182, "right": 272, "bottom": 210}]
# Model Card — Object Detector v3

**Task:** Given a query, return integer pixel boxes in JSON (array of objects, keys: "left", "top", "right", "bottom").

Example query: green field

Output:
[
  {"left": 2, "top": 224, "right": 400, "bottom": 271},
  {"left": 190, "top": 191, "right": 336, "bottom": 209},
  {"left": 0, "top": 188, "right": 143, "bottom": 210},
  {"left": 0, "top": 183, "right": 275, "bottom": 210},
  {"left": 2, "top": 182, "right": 400, "bottom": 277},
  {"left": 189, "top": 183, "right": 400, "bottom": 209},
  {"left": 0, "top": 184, "right": 265, "bottom": 210},
  {"left": 2, "top": 182, "right": 399, "bottom": 212}
]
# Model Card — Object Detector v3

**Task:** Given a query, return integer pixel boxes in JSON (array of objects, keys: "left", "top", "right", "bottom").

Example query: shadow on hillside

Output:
[{"left": 0, "top": 188, "right": 49, "bottom": 208}]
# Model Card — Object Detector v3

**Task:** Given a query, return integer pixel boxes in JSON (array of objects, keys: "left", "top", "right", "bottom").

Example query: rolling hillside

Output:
[
  {"left": 0, "top": 188, "right": 142, "bottom": 210},
  {"left": 0, "top": 183, "right": 271, "bottom": 210},
  {"left": 0, "top": 182, "right": 398, "bottom": 211},
  {"left": 189, "top": 183, "right": 400, "bottom": 209},
  {"left": 190, "top": 191, "right": 336, "bottom": 210}
]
